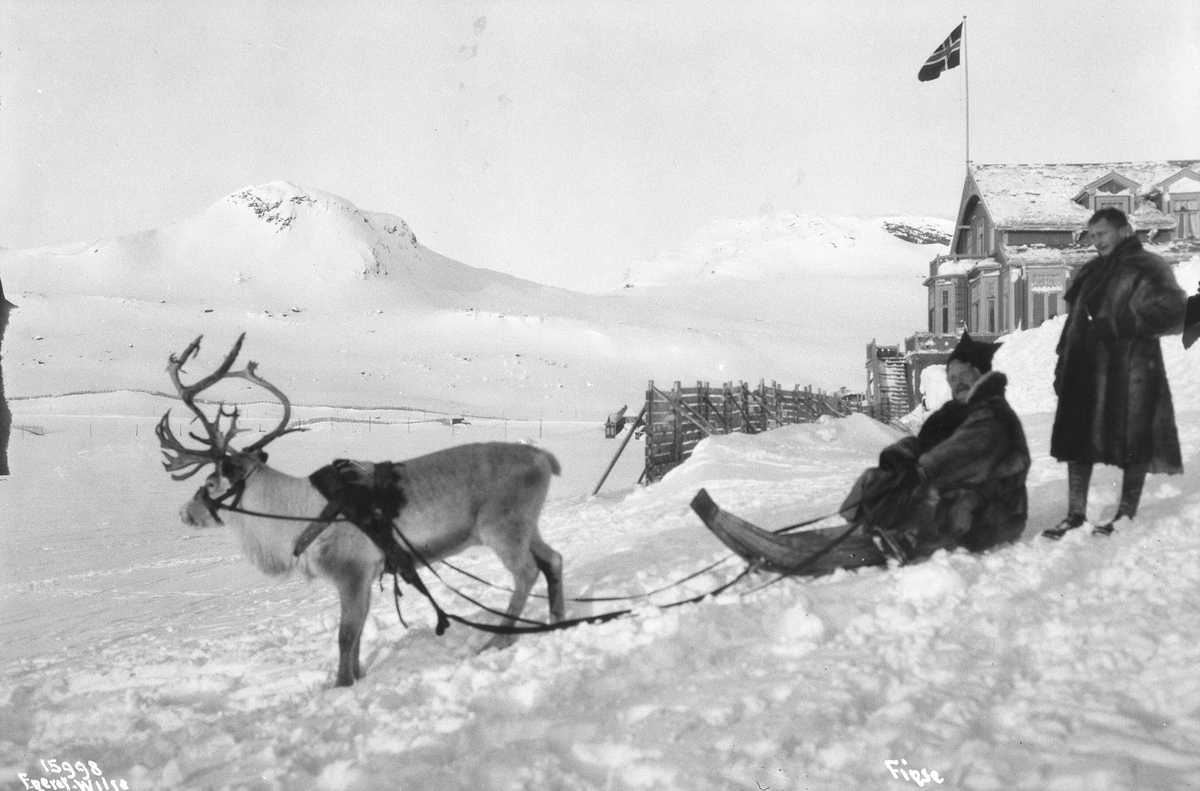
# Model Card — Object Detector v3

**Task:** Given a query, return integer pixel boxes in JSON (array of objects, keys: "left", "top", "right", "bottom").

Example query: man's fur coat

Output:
[
  {"left": 841, "top": 369, "right": 1031, "bottom": 558},
  {"left": 1050, "top": 235, "right": 1186, "bottom": 473}
]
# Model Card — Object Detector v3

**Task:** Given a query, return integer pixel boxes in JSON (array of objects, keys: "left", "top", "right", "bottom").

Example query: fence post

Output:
[
  {"left": 644, "top": 380, "right": 655, "bottom": 482},
  {"left": 593, "top": 402, "right": 647, "bottom": 496},
  {"left": 757, "top": 379, "right": 766, "bottom": 432},
  {"left": 720, "top": 381, "right": 729, "bottom": 432},
  {"left": 672, "top": 381, "right": 683, "bottom": 469},
  {"left": 733, "top": 382, "right": 743, "bottom": 433}
]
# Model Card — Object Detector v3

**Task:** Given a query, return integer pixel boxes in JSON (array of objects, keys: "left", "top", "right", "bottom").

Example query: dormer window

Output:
[
  {"left": 1072, "top": 172, "right": 1140, "bottom": 214},
  {"left": 1155, "top": 168, "right": 1200, "bottom": 240},
  {"left": 1094, "top": 193, "right": 1131, "bottom": 214},
  {"left": 1173, "top": 195, "right": 1199, "bottom": 238}
]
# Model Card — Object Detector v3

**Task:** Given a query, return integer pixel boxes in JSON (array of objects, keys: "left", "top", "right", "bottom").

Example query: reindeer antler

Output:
[
  {"left": 156, "top": 333, "right": 301, "bottom": 479},
  {"left": 229, "top": 360, "right": 305, "bottom": 453}
]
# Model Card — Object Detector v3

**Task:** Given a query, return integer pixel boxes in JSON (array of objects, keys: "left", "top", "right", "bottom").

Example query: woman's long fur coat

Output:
[{"left": 1050, "top": 235, "right": 1186, "bottom": 473}]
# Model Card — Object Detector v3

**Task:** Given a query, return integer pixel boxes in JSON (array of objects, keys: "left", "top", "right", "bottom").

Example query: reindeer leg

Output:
[
  {"left": 333, "top": 564, "right": 375, "bottom": 686},
  {"left": 530, "top": 534, "right": 565, "bottom": 622},
  {"left": 478, "top": 531, "right": 540, "bottom": 652}
]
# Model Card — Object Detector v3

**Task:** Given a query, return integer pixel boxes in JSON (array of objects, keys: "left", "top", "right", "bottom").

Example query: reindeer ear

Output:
[
  {"left": 219, "top": 459, "right": 237, "bottom": 479},
  {"left": 257, "top": 450, "right": 269, "bottom": 464}
]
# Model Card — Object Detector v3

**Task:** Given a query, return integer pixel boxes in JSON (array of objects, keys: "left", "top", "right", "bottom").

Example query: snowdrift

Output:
[{"left": 4, "top": 386, "right": 1200, "bottom": 789}]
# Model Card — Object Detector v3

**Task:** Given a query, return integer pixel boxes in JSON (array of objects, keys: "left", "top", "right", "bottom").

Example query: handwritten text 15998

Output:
[{"left": 17, "top": 760, "right": 129, "bottom": 791}]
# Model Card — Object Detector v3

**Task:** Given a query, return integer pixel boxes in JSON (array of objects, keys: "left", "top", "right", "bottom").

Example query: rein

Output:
[
  {"left": 215, "top": 503, "right": 351, "bottom": 522},
  {"left": 388, "top": 525, "right": 758, "bottom": 637},
  {"left": 201, "top": 488, "right": 759, "bottom": 634},
  {"left": 200, "top": 463, "right": 909, "bottom": 639}
]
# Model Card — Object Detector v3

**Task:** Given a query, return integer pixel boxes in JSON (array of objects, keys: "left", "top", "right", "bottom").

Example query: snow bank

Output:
[
  {"left": 5, "top": 400, "right": 1200, "bottom": 789},
  {"left": 998, "top": 256, "right": 1200, "bottom": 417}
]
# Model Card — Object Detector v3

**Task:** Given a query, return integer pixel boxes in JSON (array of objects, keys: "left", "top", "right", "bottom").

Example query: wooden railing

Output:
[{"left": 639, "top": 380, "right": 868, "bottom": 483}]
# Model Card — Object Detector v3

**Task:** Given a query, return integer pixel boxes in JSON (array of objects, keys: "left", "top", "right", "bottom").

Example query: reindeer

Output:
[{"left": 157, "top": 334, "right": 565, "bottom": 687}]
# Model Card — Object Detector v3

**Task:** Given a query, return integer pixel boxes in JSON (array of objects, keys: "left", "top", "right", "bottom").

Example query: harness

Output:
[
  {"left": 301, "top": 459, "right": 453, "bottom": 634},
  {"left": 195, "top": 475, "right": 248, "bottom": 525},
  {"left": 202, "top": 457, "right": 874, "bottom": 639}
]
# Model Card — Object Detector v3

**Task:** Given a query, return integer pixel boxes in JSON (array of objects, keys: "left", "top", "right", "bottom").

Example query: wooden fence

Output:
[{"left": 640, "top": 379, "right": 871, "bottom": 483}]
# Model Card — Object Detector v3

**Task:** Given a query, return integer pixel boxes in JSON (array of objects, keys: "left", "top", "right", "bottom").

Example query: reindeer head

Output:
[{"left": 157, "top": 334, "right": 302, "bottom": 525}]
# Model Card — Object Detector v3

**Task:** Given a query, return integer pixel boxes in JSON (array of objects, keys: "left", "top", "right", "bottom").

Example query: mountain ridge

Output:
[{"left": 0, "top": 183, "right": 948, "bottom": 416}]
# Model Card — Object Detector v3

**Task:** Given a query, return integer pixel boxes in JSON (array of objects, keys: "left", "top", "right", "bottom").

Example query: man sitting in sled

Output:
[{"left": 842, "top": 332, "right": 1031, "bottom": 564}]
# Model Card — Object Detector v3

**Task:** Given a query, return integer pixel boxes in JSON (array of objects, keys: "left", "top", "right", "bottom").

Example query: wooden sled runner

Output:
[{"left": 690, "top": 489, "right": 886, "bottom": 576}]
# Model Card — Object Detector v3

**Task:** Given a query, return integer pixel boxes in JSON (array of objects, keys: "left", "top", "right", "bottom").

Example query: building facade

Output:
[
  {"left": 869, "top": 160, "right": 1200, "bottom": 418},
  {"left": 927, "top": 160, "right": 1200, "bottom": 335}
]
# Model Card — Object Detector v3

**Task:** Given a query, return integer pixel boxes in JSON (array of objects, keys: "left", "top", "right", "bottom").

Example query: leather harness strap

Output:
[
  {"left": 301, "top": 459, "right": 453, "bottom": 635},
  {"left": 204, "top": 458, "right": 757, "bottom": 638},
  {"left": 197, "top": 475, "right": 248, "bottom": 525},
  {"left": 292, "top": 499, "right": 344, "bottom": 557}
]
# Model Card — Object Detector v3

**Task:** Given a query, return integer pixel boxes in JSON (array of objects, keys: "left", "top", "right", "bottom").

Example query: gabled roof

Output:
[
  {"left": 969, "top": 160, "right": 1200, "bottom": 230},
  {"left": 1152, "top": 168, "right": 1200, "bottom": 192},
  {"left": 1072, "top": 171, "right": 1140, "bottom": 203}
]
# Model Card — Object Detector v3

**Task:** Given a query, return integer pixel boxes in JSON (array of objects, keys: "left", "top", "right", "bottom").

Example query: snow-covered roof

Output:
[
  {"left": 1002, "top": 246, "right": 1095, "bottom": 267},
  {"left": 997, "top": 238, "right": 1200, "bottom": 268},
  {"left": 1152, "top": 168, "right": 1200, "bottom": 193},
  {"left": 970, "top": 160, "right": 1200, "bottom": 230},
  {"left": 930, "top": 257, "right": 985, "bottom": 277}
]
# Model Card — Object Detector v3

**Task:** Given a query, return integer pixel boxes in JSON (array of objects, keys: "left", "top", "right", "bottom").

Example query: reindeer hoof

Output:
[{"left": 478, "top": 633, "right": 518, "bottom": 653}]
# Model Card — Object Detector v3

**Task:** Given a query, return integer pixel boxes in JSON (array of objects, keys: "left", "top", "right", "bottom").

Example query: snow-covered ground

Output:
[{"left": 3, "top": 192, "right": 1200, "bottom": 790}]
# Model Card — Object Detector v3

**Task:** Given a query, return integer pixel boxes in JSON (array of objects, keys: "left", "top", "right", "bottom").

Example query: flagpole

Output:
[{"left": 963, "top": 15, "right": 970, "bottom": 166}]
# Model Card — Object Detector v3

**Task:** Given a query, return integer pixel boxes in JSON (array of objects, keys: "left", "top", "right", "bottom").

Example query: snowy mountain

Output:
[
  {"left": 617, "top": 213, "right": 950, "bottom": 286},
  {"left": 881, "top": 217, "right": 954, "bottom": 246},
  {"left": 610, "top": 213, "right": 949, "bottom": 406},
  {"left": 0, "top": 185, "right": 946, "bottom": 417},
  {"left": 8, "top": 181, "right": 572, "bottom": 311}
]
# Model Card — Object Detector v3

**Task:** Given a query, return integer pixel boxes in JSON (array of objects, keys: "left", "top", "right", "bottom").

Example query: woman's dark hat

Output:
[{"left": 947, "top": 331, "right": 1001, "bottom": 373}]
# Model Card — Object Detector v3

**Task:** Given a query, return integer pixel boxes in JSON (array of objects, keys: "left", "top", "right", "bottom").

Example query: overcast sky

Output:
[{"left": 1, "top": 1, "right": 1197, "bottom": 288}]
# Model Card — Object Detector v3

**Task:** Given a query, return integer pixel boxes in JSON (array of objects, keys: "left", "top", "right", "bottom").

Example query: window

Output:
[
  {"left": 942, "top": 290, "right": 949, "bottom": 306},
  {"left": 1007, "top": 230, "right": 1073, "bottom": 247},
  {"left": 1048, "top": 293, "right": 1058, "bottom": 319},
  {"left": 1030, "top": 270, "right": 1065, "bottom": 293},
  {"left": 942, "top": 306, "right": 949, "bottom": 334},
  {"left": 987, "top": 298, "right": 996, "bottom": 333},
  {"left": 1171, "top": 195, "right": 1199, "bottom": 239},
  {"left": 1094, "top": 194, "right": 1131, "bottom": 214}
]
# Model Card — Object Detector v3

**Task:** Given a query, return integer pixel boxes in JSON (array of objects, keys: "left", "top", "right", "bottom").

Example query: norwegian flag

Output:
[{"left": 918, "top": 23, "right": 963, "bottom": 82}]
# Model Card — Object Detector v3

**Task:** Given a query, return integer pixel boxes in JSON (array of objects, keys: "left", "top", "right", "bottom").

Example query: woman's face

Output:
[{"left": 946, "top": 360, "right": 983, "bottom": 404}]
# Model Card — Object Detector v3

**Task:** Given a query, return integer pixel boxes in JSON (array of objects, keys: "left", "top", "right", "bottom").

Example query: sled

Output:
[{"left": 690, "top": 489, "right": 887, "bottom": 576}]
